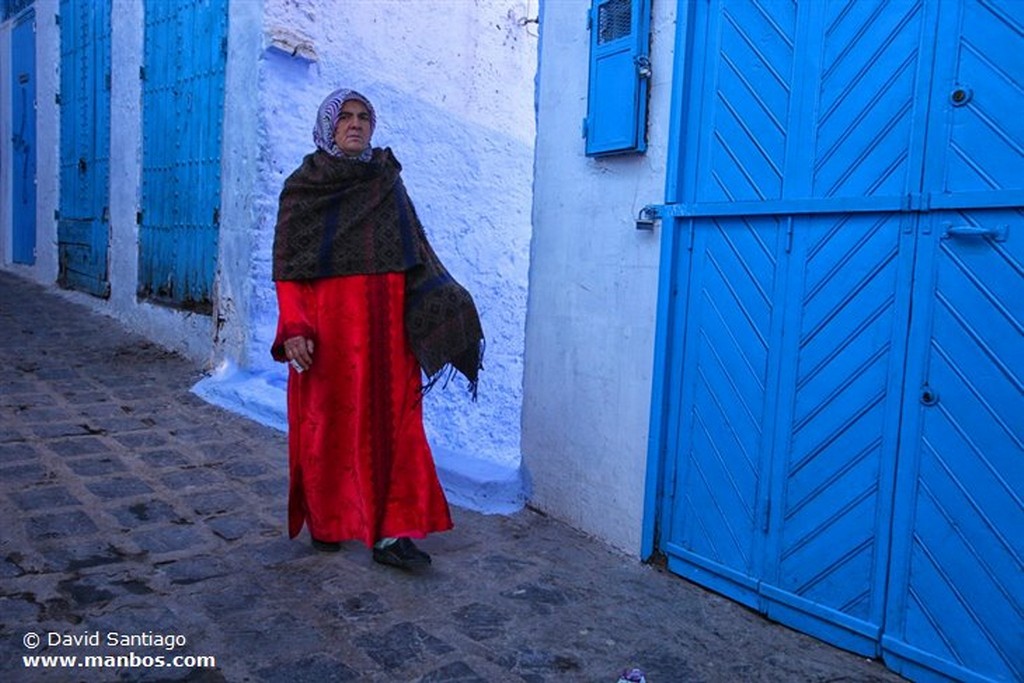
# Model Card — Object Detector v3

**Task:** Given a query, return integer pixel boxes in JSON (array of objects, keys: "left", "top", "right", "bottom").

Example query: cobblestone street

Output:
[{"left": 0, "top": 271, "right": 907, "bottom": 682}]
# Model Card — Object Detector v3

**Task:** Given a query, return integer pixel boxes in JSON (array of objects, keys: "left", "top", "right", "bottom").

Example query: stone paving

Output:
[{"left": 0, "top": 270, "right": 907, "bottom": 682}]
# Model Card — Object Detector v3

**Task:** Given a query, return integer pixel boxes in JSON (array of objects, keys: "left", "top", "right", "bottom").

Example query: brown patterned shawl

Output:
[{"left": 272, "top": 147, "right": 483, "bottom": 397}]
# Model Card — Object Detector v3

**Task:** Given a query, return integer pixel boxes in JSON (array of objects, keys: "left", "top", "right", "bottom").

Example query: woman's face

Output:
[{"left": 333, "top": 99, "right": 372, "bottom": 156}]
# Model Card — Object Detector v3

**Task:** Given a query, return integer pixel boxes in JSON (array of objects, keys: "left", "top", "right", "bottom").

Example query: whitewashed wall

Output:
[
  {"left": 522, "top": 0, "right": 678, "bottom": 553},
  {"left": 242, "top": 0, "right": 538, "bottom": 492},
  {"left": 1, "top": 0, "right": 536, "bottom": 510}
]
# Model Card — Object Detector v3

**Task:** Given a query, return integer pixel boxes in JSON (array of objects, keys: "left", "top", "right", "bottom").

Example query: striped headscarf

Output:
[{"left": 312, "top": 88, "right": 377, "bottom": 161}]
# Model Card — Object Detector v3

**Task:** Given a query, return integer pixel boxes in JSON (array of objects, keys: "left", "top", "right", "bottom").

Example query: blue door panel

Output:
[
  {"left": 761, "top": 211, "right": 914, "bottom": 655},
  {"left": 58, "top": 0, "right": 111, "bottom": 297},
  {"left": 139, "top": 0, "right": 226, "bottom": 312},
  {"left": 664, "top": 215, "right": 786, "bottom": 606},
  {"left": 884, "top": 208, "right": 1023, "bottom": 683},
  {"left": 11, "top": 9, "right": 36, "bottom": 265},
  {"left": 930, "top": 0, "right": 1024, "bottom": 198},
  {"left": 691, "top": 0, "right": 796, "bottom": 205},
  {"left": 811, "top": 0, "right": 928, "bottom": 200}
]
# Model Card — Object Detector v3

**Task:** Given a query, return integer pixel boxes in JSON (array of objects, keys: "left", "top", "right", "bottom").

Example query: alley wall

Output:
[{"left": 522, "top": 0, "right": 678, "bottom": 553}]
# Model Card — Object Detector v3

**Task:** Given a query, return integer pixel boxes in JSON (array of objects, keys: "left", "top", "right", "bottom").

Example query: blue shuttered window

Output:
[{"left": 584, "top": 0, "right": 651, "bottom": 156}]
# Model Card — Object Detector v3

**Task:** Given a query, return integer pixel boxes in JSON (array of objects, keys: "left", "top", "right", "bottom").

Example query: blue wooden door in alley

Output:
[
  {"left": 882, "top": 0, "right": 1024, "bottom": 678},
  {"left": 58, "top": 0, "right": 111, "bottom": 297},
  {"left": 11, "top": 8, "right": 36, "bottom": 265},
  {"left": 138, "top": 0, "right": 227, "bottom": 312},
  {"left": 652, "top": 2, "right": 1022, "bottom": 682}
]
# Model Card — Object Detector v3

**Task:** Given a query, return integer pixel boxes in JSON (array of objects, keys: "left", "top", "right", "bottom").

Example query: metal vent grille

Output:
[{"left": 598, "top": 0, "right": 631, "bottom": 45}]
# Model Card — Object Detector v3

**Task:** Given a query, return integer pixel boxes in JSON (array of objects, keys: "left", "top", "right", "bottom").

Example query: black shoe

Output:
[
  {"left": 372, "top": 537, "right": 431, "bottom": 569},
  {"left": 311, "top": 537, "right": 342, "bottom": 552}
]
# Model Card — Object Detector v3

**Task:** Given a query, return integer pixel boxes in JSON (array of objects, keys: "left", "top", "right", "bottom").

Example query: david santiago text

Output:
[{"left": 45, "top": 631, "right": 187, "bottom": 651}]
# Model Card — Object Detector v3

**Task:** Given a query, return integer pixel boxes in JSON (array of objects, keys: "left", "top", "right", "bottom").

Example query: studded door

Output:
[
  {"left": 58, "top": 0, "right": 111, "bottom": 297},
  {"left": 138, "top": 0, "right": 227, "bottom": 312}
]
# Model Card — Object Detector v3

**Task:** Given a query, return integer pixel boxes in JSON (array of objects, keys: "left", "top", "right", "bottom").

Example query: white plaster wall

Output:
[
  {"left": 522, "top": 0, "right": 678, "bottom": 554},
  {"left": 213, "top": 0, "right": 264, "bottom": 369},
  {"left": 247, "top": 0, "right": 538, "bottom": 471},
  {"left": 36, "top": 0, "right": 60, "bottom": 284}
]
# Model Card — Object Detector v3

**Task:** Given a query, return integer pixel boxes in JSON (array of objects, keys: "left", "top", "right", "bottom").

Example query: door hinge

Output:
[
  {"left": 212, "top": 207, "right": 220, "bottom": 225},
  {"left": 54, "top": 209, "right": 60, "bottom": 221},
  {"left": 581, "top": 117, "right": 588, "bottom": 139},
  {"left": 105, "top": 73, "right": 111, "bottom": 90},
  {"left": 55, "top": 92, "right": 61, "bottom": 105},
  {"left": 54, "top": 13, "right": 60, "bottom": 26},
  {"left": 586, "top": 9, "right": 592, "bottom": 30},
  {"left": 139, "top": 66, "right": 146, "bottom": 81},
  {"left": 136, "top": 211, "right": 143, "bottom": 224}
]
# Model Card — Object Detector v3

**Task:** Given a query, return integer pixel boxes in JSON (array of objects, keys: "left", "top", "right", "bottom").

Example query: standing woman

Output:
[{"left": 271, "top": 88, "right": 483, "bottom": 570}]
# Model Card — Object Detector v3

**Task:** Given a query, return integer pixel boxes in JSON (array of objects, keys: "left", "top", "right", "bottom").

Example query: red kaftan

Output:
[{"left": 273, "top": 273, "right": 453, "bottom": 547}]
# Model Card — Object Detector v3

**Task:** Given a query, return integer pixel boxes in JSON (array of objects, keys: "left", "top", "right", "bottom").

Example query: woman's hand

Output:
[{"left": 283, "top": 336, "right": 315, "bottom": 372}]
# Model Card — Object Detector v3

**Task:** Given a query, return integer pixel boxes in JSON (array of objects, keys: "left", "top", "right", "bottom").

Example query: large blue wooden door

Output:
[
  {"left": 655, "top": 1, "right": 1022, "bottom": 681},
  {"left": 58, "top": 0, "right": 111, "bottom": 297},
  {"left": 881, "top": 1, "right": 1024, "bottom": 680},
  {"left": 660, "top": 0, "right": 926, "bottom": 653},
  {"left": 11, "top": 8, "right": 36, "bottom": 265},
  {"left": 138, "top": 0, "right": 227, "bottom": 312}
]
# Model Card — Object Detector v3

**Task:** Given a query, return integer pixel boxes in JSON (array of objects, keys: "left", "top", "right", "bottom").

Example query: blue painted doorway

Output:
[
  {"left": 58, "top": 0, "right": 111, "bottom": 297},
  {"left": 138, "top": 0, "right": 227, "bottom": 313},
  {"left": 11, "top": 8, "right": 36, "bottom": 265},
  {"left": 649, "top": 1, "right": 1022, "bottom": 682}
]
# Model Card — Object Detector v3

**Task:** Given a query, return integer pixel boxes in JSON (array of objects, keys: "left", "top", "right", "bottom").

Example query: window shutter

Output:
[{"left": 584, "top": 0, "right": 651, "bottom": 156}]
